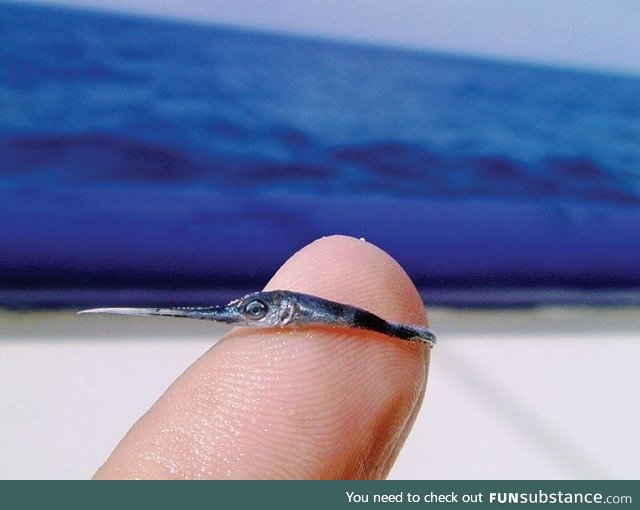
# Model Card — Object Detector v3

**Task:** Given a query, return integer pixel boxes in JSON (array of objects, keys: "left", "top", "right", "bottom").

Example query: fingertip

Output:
[
  {"left": 95, "top": 235, "right": 431, "bottom": 479},
  {"left": 265, "top": 234, "right": 428, "bottom": 327}
]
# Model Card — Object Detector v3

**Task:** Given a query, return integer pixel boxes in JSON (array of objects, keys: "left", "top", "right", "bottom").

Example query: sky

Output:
[{"left": 15, "top": 0, "right": 640, "bottom": 76}]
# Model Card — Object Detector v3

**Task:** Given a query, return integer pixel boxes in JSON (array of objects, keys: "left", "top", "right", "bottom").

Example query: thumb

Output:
[{"left": 94, "top": 235, "right": 430, "bottom": 479}]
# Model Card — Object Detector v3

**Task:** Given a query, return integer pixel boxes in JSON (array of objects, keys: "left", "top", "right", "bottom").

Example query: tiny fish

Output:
[{"left": 79, "top": 290, "right": 437, "bottom": 347}]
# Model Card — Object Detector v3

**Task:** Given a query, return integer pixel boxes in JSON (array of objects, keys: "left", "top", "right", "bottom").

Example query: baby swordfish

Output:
[{"left": 79, "top": 290, "right": 437, "bottom": 347}]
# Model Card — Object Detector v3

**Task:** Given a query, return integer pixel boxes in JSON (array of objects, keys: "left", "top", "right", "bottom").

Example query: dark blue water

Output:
[{"left": 1, "top": 2, "right": 639, "bottom": 307}]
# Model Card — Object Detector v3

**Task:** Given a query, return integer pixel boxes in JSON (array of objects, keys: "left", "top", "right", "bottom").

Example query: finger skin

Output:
[{"left": 94, "top": 235, "right": 430, "bottom": 479}]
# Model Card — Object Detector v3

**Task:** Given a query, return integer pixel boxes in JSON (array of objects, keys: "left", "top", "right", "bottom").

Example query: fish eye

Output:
[{"left": 243, "top": 299, "right": 268, "bottom": 319}]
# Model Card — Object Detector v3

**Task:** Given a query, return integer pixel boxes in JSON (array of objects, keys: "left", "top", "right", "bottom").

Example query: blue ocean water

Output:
[{"left": 1, "top": 2, "right": 639, "bottom": 307}]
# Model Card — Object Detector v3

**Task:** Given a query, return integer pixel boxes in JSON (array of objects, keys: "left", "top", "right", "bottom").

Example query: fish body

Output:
[{"left": 80, "top": 290, "right": 437, "bottom": 347}]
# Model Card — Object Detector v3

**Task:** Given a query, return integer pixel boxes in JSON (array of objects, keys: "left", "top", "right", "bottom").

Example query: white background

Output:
[{"left": 2, "top": 308, "right": 638, "bottom": 479}]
